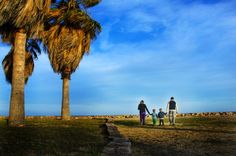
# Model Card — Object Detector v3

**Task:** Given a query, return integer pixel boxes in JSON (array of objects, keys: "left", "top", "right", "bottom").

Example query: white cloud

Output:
[
  {"left": 98, "top": 22, "right": 117, "bottom": 50},
  {"left": 78, "top": 0, "right": 236, "bottom": 113},
  {"left": 125, "top": 10, "right": 158, "bottom": 32},
  {"left": 1, "top": 0, "right": 236, "bottom": 115}
]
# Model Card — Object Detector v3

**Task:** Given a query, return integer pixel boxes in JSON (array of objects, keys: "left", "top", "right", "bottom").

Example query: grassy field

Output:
[
  {"left": 0, "top": 119, "right": 107, "bottom": 156},
  {"left": 114, "top": 116, "right": 236, "bottom": 156},
  {"left": 0, "top": 116, "right": 235, "bottom": 156}
]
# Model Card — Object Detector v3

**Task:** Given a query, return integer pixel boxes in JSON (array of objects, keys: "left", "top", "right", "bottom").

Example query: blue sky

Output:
[{"left": 0, "top": 0, "right": 236, "bottom": 115}]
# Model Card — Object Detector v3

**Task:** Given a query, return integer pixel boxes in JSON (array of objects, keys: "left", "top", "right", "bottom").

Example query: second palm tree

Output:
[{"left": 43, "top": 0, "right": 101, "bottom": 120}]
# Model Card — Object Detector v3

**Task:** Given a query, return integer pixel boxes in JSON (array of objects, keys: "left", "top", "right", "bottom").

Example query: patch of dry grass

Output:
[{"left": 115, "top": 116, "right": 236, "bottom": 156}]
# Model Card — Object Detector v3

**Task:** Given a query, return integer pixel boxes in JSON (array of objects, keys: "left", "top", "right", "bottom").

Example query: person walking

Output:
[
  {"left": 138, "top": 100, "right": 150, "bottom": 125},
  {"left": 157, "top": 108, "right": 166, "bottom": 126},
  {"left": 150, "top": 109, "right": 158, "bottom": 126},
  {"left": 166, "top": 97, "right": 178, "bottom": 125}
]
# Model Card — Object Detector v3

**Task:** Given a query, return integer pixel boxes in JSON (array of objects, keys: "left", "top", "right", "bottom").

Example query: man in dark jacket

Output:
[
  {"left": 138, "top": 100, "right": 150, "bottom": 125},
  {"left": 166, "top": 97, "right": 178, "bottom": 125}
]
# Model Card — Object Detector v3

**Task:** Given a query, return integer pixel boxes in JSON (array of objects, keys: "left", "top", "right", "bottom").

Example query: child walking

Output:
[
  {"left": 158, "top": 108, "right": 166, "bottom": 126},
  {"left": 150, "top": 109, "right": 158, "bottom": 125}
]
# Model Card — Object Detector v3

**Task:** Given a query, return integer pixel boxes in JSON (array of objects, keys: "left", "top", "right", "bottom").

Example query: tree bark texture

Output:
[
  {"left": 8, "top": 31, "right": 26, "bottom": 126},
  {"left": 61, "top": 78, "right": 70, "bottom": 120}
]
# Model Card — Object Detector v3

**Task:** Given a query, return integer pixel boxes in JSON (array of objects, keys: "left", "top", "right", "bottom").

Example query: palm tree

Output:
[
  {"left": 0, "top": 0, "right": 51, "bottom": 126},
  {"left": 2, "top": 40, "right": 41, "bottom": 84},
  {"left": 43, "top": 0, "right": 101, "bottom": 120}
]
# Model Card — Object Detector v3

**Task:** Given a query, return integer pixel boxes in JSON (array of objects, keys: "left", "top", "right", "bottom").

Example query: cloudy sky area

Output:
[{"left": 0, "top": 0, "right": 236, "bottom": 115}]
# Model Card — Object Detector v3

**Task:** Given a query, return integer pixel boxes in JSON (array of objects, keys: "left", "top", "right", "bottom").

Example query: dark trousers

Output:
[{"left": 159, "top": 118, "right": 164, "bottom": 126}]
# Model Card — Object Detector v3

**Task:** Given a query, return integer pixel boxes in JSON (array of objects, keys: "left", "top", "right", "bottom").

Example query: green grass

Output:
[{"left": 0, "top": 119, "right": 107, "bottom": 156}]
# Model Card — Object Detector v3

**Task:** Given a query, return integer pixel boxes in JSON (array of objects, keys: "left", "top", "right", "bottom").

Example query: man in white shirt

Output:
[{"left": 166, "top": 97, "right": 178, "bottom": 125}]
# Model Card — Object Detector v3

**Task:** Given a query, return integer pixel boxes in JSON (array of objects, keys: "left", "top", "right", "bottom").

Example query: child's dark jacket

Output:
[{"left": 158, "top": 112, "right": 166, "bottom": 118}]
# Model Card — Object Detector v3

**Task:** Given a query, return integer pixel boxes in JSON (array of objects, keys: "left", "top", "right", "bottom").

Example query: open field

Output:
[
  {"left": 0, "top": 116, "right": 235, "bottom": 156},
  {"left": 0, "top": 119, "right": 107, "bottom": 156},
  {"left": 114, "top": 116, "right": 236, "bottom": 156}
]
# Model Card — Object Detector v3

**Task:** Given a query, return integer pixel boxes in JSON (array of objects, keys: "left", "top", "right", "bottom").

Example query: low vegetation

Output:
[
  {"left": 0, "top": 119, "right": 107, "bottom": 156},
  {"left": 114, "top": 116, "right": 236, "bottom": 156},
  {"left": 0, "top": 116, "right": 235, "bottom": 156}
]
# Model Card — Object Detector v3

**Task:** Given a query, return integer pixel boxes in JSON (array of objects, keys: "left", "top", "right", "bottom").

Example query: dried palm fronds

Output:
[
  {"left": 43, "top": 0, "right": 101, "bottom": 76},
  {"left": 2, "top": 40, "right": 41, "bottom": 84},
  {"left": 0, "top": 0, "right": 52, "bottom": 42},
  {"left": 43, "top": 26, "right": 85, "bottom": 74},
  {"left": 80, "top": 0, "right": 101, "bottom": 8},
  {"left": 46, "top": 2, "right": 101, "bottom": 40},
  {"left": 2, "top": 48, "right": 14, "bottom": 84}
]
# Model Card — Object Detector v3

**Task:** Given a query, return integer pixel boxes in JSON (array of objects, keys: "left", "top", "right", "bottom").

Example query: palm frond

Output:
[
  {"left": 2, "top": 40, "right": 41, "bottom": 84},
  {"left": 2, "top": 48, "right": 13, "bottom": 83},
  {"left": 26, "top": 39, "right": 42, "bottom": 59},
  {"left": 54, "top": 0, "right": 101, "bottom": 9},
  {"left": 0, "top": 0, "right": 20, "bottom": 25},
  {"left": 43, "top": 0, "right": 101, "bottom": 76},
  {"left": 43, "top": 26, "right": 85, "bottom": 73},
  {"left": 46, "top": 5, "right": 101, "bottom": 40},
  {"left": 0, "top": 23, "right": 16, "bottom": 44},
  {"left": 0, "top": 0, "right": 52, "bottom": 40},
  {"left": 80, "top": 0, "right": 101, "bottom": 8}
]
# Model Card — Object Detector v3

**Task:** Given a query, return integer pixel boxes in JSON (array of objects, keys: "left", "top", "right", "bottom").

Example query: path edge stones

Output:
[{"left": 101, "top": 121, "right": 132, "bottom": 156}]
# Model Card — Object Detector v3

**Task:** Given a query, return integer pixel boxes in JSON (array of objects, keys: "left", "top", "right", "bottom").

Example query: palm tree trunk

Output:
[
  {"left": 61, "top": 78, "right": 70, "bottom": 120},
  {"left": 8, "top": 30, "right": 26, "bottom": 126}
]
